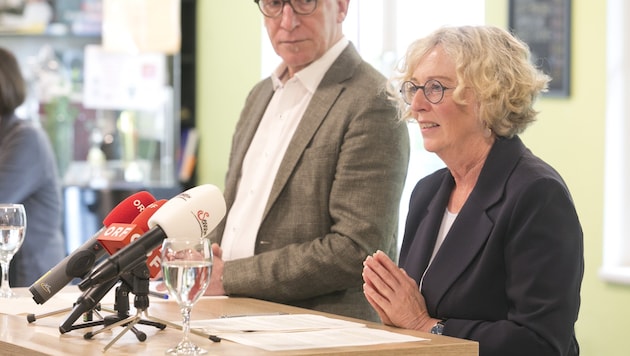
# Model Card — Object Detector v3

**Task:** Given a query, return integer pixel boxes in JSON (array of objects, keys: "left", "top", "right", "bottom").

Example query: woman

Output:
[
  {"left": 362, "top": 26, "right": 583, "bottom": 356},
  {"left": 0, "top": 47, "right": 66, "bottom": 287}
]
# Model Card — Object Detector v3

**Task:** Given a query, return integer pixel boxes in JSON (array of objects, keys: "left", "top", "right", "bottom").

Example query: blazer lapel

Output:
[
  {"left": 263, "top": 44, "right": 360, "bottom": 217},
  {"left": 399, "top": 173, "right": 454, "bottom": 284},
  {"left": 421, "top": 137, "right": 527, "bottom": 311},
  {"left": 422, "top": 201, "right": 494, "bottom": 310}
]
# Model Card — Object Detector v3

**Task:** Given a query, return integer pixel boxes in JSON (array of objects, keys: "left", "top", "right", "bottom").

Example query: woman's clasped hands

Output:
[{"left": 362, "top": 250, "right": 439, "bottom": 332}]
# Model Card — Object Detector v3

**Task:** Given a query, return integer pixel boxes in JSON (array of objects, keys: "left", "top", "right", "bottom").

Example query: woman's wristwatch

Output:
[{"left": 430, "top": 319, "right": 446, "bottom": 335}]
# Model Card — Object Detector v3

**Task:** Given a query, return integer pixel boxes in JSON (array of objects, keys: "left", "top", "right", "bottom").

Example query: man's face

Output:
[{"left": 264, "top": 0, "right": 348, "bottom": 77}]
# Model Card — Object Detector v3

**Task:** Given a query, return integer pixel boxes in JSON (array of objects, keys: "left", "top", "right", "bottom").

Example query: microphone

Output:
[
  {"left": 78, "top": 184, "right": 226, "bottom": 291},
  {"left": 59, "top": 278, "right": 121, "bottom": 334},
  {"left": 97, "top": 200, "right": 167, "bottom": 278},
  {"left": 29, "top": 191, "right": 156, "bottom": 304}
]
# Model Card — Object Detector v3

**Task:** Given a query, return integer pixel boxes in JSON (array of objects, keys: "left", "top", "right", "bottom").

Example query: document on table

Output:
[
  {"left": 191, "top": 313, "right": 363, "bottom": 332},
  {"left": 190, "top": 314, "right": 428, "bottom": 351}
]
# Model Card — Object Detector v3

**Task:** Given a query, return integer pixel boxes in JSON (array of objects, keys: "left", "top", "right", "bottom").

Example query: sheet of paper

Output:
[
  {"left": 191, "top": 313, "right": 366, "bottom": 333},
  {"left": 189, "top": 313, "right": 428, "bottom": 351},
  {"left": 218, "top": 327, "right": 428, "bottom": 351}
]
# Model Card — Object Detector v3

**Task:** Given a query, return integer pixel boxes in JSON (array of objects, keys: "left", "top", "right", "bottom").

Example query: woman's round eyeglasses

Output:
[{"left": 400, "top": 79, "right": 452, "bottom": 105}]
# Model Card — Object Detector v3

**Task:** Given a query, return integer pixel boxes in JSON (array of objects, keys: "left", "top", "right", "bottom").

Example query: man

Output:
[{"left": 205, "top": 0, "right": 410, "bottom": 322}]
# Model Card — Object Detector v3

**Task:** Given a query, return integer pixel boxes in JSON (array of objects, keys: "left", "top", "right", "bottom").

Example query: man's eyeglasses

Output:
[
  {"left": 400, "top": 79, "right": 452, "bottom": 105},
  {"left": 254, "top": 0, "right": 318, "bottom": 18}
]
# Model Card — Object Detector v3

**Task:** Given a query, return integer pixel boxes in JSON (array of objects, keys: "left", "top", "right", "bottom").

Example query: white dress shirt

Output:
[
  {"left": 420, "top": 208, "right": 457, "bottom": 290},
  {"left": 221, "top": 38, "right": 350, "bottom": 261}
]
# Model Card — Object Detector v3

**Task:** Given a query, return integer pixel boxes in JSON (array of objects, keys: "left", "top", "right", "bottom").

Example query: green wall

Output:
[
  {"left": 196, "top": 1, "right": 261, "bottom": 189},
  {"left": 198, "top": 1, "right": 624, "bottom": 354}
]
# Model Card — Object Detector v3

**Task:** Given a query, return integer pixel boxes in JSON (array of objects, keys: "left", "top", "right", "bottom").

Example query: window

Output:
[
  {"left": 600, "top": 0, "right": 630, "bottom": 284},
  {"left": 261, "top": 0, "right": 485, "bottom": 251}
]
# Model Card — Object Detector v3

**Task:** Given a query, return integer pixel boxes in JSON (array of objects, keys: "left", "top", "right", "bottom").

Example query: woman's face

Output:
[{"left": 408, "top": 46, "right": 485, "bottom": 162}]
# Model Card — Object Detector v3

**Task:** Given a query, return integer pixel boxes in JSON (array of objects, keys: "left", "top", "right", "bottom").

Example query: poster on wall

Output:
[
  {"left": 509, "top": 0, "right": 571, "bottom": 97},
  {"left": 83, "top": 45, "right": 167, "bottom": 111}
]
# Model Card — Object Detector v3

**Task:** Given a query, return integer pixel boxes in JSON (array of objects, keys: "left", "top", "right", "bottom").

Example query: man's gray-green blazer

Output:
[{"left": 210, "top": 43, "right": 410, "bottom": 322}]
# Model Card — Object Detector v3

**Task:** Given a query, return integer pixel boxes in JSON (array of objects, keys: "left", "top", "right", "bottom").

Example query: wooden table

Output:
[{"left": 0, "top": 287, "right": 477, "bottom": 355}]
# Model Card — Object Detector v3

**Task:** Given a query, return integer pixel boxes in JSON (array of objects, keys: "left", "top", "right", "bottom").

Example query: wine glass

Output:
[
  {"left": 0, "top": 204, "right": 27, "bottom": 298},
  {"left": 161, "top": 237, "right": 212, "bottom": 355}
]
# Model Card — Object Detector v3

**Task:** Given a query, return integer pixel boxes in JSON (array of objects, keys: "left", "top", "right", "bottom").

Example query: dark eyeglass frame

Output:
[
  {"left": 400, "top": 79, "right": 452, "bottom": 105},
  {"left": 254, "top": 0, "right": 318, "bottom": 18}
]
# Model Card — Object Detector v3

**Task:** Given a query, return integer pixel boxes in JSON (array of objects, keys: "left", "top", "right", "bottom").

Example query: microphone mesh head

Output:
[
  {"left": 149, "top": 184, "right": 226, "bottom": 240},
  {"left": 131, "top": 200, "right": 167, "bottom": 231},
  {"left": 102, "top": 191, "right": 156, "bottom": 226}
]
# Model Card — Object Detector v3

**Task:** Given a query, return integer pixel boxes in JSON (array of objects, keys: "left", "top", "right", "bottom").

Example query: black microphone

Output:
[
  {"left": 78, "top": 184, "right": 226, "bottom": 291},
  {"left": 97, "top": 200, "right": 168, "bottom": 278},
  {"left": 59, "top": 277, "right": 120, "bottom": 334},
  {"left": 29, "top": 191, "right": 156, "bottom": 304}
]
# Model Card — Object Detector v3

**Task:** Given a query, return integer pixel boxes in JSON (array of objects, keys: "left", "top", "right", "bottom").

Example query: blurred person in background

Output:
[{"left": 0, "top": 47, "right": 66, "bottom": 287}]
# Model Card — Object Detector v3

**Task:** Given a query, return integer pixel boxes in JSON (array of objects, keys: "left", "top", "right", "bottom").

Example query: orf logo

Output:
[{"left": 133, "top": 198, "right": 148, "bottom": 213}]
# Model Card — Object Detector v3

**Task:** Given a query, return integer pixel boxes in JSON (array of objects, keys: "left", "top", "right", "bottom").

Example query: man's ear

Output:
[{"left": 337, "top": 0, "right": 350, "bottom": 22}]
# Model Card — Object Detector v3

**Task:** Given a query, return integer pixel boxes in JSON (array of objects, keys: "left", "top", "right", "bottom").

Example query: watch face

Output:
[{"left": 431, "top": 322, "right": 444, "bottom": 335}]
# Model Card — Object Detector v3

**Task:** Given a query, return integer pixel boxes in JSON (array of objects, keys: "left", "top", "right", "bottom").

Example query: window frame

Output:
[{"left": 599, "top": 0, "right": 630, "bottom": 284}]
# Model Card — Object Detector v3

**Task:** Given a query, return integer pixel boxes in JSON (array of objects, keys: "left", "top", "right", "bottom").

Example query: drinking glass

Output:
[
  {"left": 161, "top": 237, "right": 212, "bottom": 355},
  {"left": 0, "top": 204, "right": 27, "bottom": 298}
]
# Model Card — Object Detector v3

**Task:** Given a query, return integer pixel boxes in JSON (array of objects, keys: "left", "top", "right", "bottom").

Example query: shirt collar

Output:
[{"left": 271, "top": 37, "right": 349, "bottom": 92}]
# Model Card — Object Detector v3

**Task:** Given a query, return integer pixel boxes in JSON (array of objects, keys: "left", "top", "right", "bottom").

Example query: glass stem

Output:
[
  {"left": 181, "top": 306, "right": 192, "bottom": 343},
  {"left": 1, "top": 261, "right": 10, "bottom": 293}
]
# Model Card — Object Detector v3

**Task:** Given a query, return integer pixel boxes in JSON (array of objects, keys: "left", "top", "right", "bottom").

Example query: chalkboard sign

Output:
[{"left": 509, "top": 0, "right": 571, "bottom": 97}]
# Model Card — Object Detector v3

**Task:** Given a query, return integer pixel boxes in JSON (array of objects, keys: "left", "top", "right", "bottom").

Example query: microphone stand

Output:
[
  {"left": 57, "top": 274, "right": 122, "bottom": 333},
  {"left": 28, "top": 261, "right": 222, "bottom": 349},
  {"left": 27, "top": 272, "right": 108, "bottom": 324},
  {"left": 90, "top": 271, "right": 222, "bottom": 351},
  {"left": 26, "top": 306, "right": 108, "bottom": 324},
  {"left": 83, "top": 263, "right": 166, "bottom": 352},
  {"left": 57, "top": 260, "right": 166, "bottom": 352}
]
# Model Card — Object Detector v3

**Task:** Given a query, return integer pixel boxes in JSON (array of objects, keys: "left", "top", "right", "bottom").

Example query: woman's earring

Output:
[{"left": 484, "top": 126, "right": 492, "bottom": 138}]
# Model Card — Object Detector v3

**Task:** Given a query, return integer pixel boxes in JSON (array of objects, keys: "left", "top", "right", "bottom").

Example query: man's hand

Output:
[{"left": 204, "top": 243, "right": 226, "bottom": 295}]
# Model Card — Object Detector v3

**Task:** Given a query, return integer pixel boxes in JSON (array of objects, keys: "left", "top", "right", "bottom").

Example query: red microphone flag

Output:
[{"left": 97, "top": 199, "right": 167, "bottom": 277}]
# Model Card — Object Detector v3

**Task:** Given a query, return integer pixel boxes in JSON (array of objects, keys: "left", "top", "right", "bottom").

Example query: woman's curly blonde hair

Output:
[{"left": 388, "top": 25, "right": 550, "bottom": 138}]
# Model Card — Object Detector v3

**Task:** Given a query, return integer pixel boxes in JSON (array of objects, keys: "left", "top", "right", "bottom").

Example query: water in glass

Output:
[
  {"left": 0, "top": 204, "right": 26, "bottom": 298},
  {"left": 161, "top": 238, "right": 212, "bottom": 355}
]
